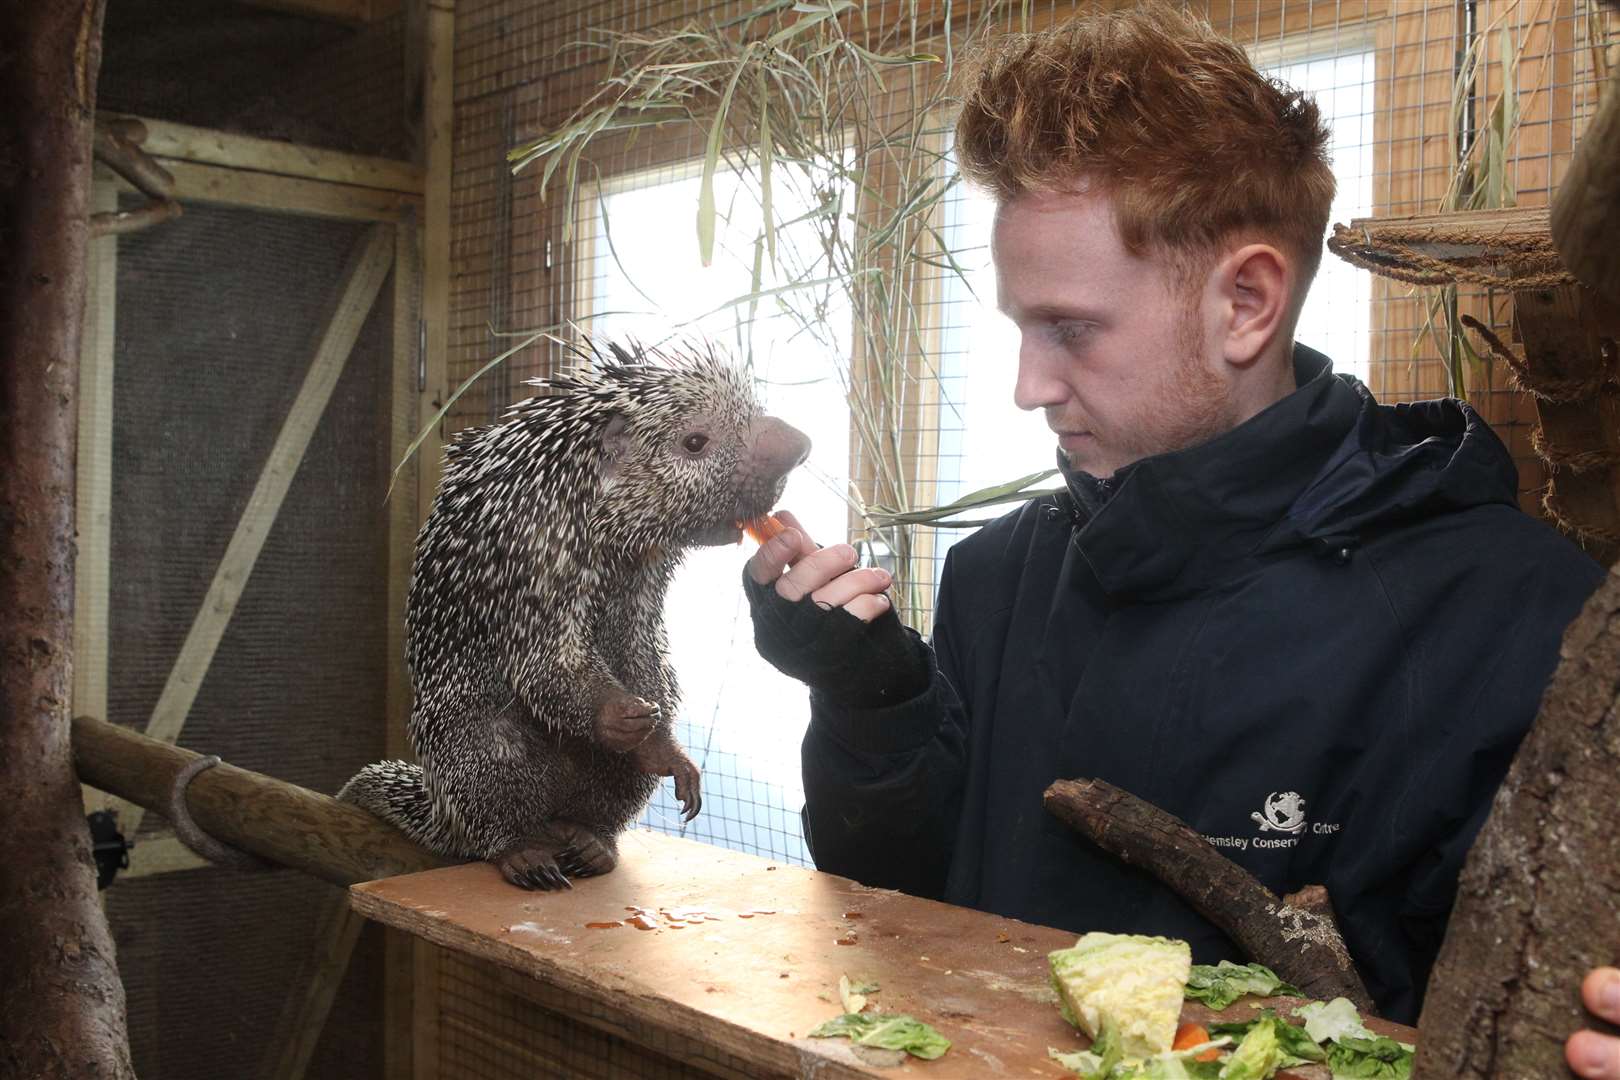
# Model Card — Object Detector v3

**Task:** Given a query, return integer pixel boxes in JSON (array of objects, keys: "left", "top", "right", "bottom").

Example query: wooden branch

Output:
[
  {"left": 1413, "top": 568, "right": 1620, "bottom": 1077},
  {"left": 72, "top": 715, "right": 448, "bottom": 886},
  {"left": 1044, "top": 778, "right": 1373, "bottom": 1011},
  {"left": 92, "top": 118, "right": 173, "bottom": 199},
  {"left": 1551, "top": 63, "right": 1620, "bottom": 303},
  {"left": 90, "top": 198, "right": 182, "bottom": 236},
  {"left": 0, "top": 2, "right": 135, "bottom": 1076},
  {"left": 126, "top": 225, "right": 394, "bottom": 837}
]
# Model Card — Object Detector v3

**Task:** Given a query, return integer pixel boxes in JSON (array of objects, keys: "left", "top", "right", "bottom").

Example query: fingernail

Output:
[
  {"left": 875, "top": 567, "right": 891, "bottom": 582},
  {"left": 1602, "top": 975, "right": 1620, "bottom": 1013},
  {"left": 1575, "top": 1034, "right": 1609, "bottom": 1075}
]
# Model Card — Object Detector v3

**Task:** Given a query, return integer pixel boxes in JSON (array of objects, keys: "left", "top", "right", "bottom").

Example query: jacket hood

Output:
[{"left": 1062, "top": 345, "right": 1520, "bottom": 598}]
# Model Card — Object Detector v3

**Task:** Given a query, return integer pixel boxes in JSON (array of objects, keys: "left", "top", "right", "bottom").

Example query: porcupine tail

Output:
[{"left": 338, "top": 761, "right": 445, "bottom": 852}]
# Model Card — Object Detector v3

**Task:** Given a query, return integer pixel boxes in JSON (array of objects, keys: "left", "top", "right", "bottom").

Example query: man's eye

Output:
[
  {"left": 1052, "top": 321, "right": 1090, "bottom": 347},
  {"left": 682, "top": 433, "right": 710, "bottom": 454}
]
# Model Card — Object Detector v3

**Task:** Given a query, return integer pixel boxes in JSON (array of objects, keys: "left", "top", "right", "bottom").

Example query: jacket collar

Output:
[{"left": 1063, "top": 345, "right": 1361, "bottom": 598}]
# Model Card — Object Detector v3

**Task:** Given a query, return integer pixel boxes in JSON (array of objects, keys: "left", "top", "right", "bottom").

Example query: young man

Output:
[{"left": 740, "top": 2, "right": 1615, "bottom": 1053}]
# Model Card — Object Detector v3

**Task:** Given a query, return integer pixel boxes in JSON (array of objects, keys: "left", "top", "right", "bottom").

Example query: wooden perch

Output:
[
  {"left": 1044, "top": 778, "right": 1373, "bottom": 1011},
  {"left": 72, "top": 715, "right": 449, "bottom": 887},
  {"left": 1551, "top": 61, "right": 1620, "bottom": 302},
  {"left": 90, "top": 113, "right": 181, "bottom": 236}
]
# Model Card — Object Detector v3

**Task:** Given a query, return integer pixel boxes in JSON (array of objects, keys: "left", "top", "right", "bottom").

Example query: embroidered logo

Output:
[{"left": 1251, "top": 791, "right": 1307, "bottom": 834}]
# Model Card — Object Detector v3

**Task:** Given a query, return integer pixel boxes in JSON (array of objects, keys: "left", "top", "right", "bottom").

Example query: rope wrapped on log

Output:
[{"left": 1326, "top": 221, "right": 1576, "bottom": 290}]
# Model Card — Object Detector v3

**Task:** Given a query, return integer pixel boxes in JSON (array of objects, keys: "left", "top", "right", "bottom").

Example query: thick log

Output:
[
  {"left": 1551, "top": 62, "right": 1620, "bottom": 303},
  {"left": 1044, "top": 778, "right": 1372, "bottom": 1011},
  {"left": 1413, "top": 567, "right": 1620, "bottom": 1078},
  {"left": 0, "top": 3, "right": 133, "bottom": 1079},
  {"left": 72, "top": 716, "right": 450, "bottom": 887}
]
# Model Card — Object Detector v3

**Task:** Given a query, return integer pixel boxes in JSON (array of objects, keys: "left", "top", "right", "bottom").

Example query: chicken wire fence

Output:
[{"left": 445, "top": 0, "right": 1620, "bottom": 882}]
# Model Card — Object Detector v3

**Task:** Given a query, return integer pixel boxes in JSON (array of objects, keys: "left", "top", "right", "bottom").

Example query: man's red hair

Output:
[{"left": 955, "top": 4, "right": 1336, "bottom": 286}]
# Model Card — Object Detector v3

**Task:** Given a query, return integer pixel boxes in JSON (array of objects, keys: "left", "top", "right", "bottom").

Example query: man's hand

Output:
[
  {"left": 1568, "top": 967, "right": 1620, "bottom": 1078},
  {"left": 745, "top": 509, "right": 893, "bottom": 622}
]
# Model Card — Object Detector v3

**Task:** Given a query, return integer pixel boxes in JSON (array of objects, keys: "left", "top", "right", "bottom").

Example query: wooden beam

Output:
[
  {"left": 76, "top": 168, "right": 118, "bottom": 818},
  {"left": 125, "top": 225, "right": 395, "bottom": 840},
  {"left": 418, "top": 0, "right": 453, "bottom": 523},
  {"left": 116, "top": 159, "right": 420, "bottom": 222},
  {"left": 73, "top": 715, "right": 447, "bottom": 885},
  {"left": 107, "top": 113, "right": 424, "bottom": 194},
  {"left": 259, "top": 890, "right": 369, "bottom": 1080},
  {"left": 411, "top": 938, "right": 442, "bottom": 1080},
  {"left": 233, "top": 0, "right": 375, "bottom": 23}
]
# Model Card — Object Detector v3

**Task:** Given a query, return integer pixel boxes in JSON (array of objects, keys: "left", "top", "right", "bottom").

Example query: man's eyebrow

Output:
[{"left": 998, "top": 301, "right": 1105, "bottom": 322}]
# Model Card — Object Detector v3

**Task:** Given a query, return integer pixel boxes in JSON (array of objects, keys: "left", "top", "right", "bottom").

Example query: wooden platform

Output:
[{"left": 351, "top": 829, "right": 1415, "bottom": 1079}]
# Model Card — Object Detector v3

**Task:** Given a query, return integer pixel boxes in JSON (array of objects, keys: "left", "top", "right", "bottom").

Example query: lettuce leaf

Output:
[
  {"left": 1324, "top": 1035, "right": 1414, "bottom": 1079},
  {"left": 1209, "top": 1013, "right": 1325, "bottom": 1068},
  {"left": 1216, "top": 1018, "right": 1281, "bottom": 1080},
  {"left": 1184, "top": 961, "right": 1303, "bottom": 1010},
  {"left": 1049, "top": 1022, "right": 1124, "bottom": 1079},
  {"left": 808, "top": 1012, "right": 951, "bottom": 1059},
  {"left": 1295, "top": 998, "right": 1377, "bottom": 1045}
]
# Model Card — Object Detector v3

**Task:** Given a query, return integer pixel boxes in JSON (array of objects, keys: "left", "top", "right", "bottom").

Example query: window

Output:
[{"left": 581, "top": 162, "right": 851, "bottom": 864}]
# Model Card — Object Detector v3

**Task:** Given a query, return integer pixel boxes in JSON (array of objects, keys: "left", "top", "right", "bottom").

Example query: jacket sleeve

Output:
[{"left": 799, "top": 591, "right": 972, "bottom": 900}]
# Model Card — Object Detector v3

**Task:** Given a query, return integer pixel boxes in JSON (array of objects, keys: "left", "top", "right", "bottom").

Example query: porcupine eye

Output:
[{"left": 680, "top": 432, "right": 710, "bottom": 456}]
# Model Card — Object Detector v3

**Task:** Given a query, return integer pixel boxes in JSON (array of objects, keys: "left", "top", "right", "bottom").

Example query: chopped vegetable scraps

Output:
[
  {"left": 1295, "top": 997, "right": 1381, "bottom": 1046},
  {"left": 1049, "top": 933, "right": 1193, "bottom": 1059},
  {"left": 837, "top": 974, "right": 878, "bottom": 1014},
  {"left": 1323, "top": 1035, "right": 1414, "bottom": 1079},
  {"left": 807, "top": 1012, "right": 951, "bottom": 1060},
  {"left": 1172, "top": 1023, "right": 1222, "bottom": 1062},
  {"left": 1183, "top": 961, "right": 1303, "bottom": 1010}
]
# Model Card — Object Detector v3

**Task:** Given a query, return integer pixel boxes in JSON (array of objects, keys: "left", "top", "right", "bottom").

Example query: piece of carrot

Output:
[
  {"left": 1172, "top": 1022, "right": 1220, "bottom": 1062},
  {"left": 741, "top": 513, "right": 788, "bottom": 545}
]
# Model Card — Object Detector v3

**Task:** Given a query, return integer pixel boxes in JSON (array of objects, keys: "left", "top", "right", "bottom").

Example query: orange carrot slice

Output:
[
  {"left": 1172, "top": 1022, "right": 1220, "bottom": 1061},
  {"left": 740, "top": 513, "right": 788, "bottom": 545}
]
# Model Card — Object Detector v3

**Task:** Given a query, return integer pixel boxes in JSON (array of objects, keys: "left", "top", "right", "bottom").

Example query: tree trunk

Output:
[
  {"left": 0, "top": 3, "right": 131, "bottom": 1079},
  {"left": 1414, "top": 567, "right": 1620, "bottom": 1077}
]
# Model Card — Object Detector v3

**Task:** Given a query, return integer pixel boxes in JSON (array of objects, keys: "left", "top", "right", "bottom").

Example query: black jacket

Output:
[{"left": 800, "top": 346, "right": 1603, "bottom": 1023}]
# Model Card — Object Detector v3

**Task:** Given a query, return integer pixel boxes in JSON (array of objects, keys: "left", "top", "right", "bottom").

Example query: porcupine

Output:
[{"left": 340, "top": 339, "right": 810, "bottom": 890}]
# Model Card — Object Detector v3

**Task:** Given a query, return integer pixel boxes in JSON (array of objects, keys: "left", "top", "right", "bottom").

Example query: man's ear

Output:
[
  {"left": 1213, "top": 243, "right": 1291, "bottom": 368},
  {"left": 599, "top": 414, "right": 630, "bottom": 485}
]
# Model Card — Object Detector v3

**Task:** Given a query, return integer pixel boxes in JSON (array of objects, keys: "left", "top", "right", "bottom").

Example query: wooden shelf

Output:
[{"left": 352, "top": 830, "right": 1416, "bottom": 1079}]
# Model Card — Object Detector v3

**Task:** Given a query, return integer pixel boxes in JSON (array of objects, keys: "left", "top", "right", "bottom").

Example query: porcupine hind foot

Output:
[{"left": 496, "top": 819, "right": 618, "bottom": 891}]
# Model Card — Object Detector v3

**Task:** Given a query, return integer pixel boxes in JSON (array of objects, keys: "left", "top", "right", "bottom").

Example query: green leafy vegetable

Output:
[
  {"left": 1049, "top": 1022, "right": 1124, "bottom": 1079},
  {"left": 1324, "top": 1035, "right": 1415, "bottom": 1079},
  {"left": 808, "top": 1012, "right": 951, "bottom": 1060},
  {"left": 1208, "top": 1013, "right": 1324, "bottom": 1068},
  {"left": 1295, "top": 998, "right": 1378, "bottom": 1045},
  {"left": 1216, "top": 1019, "right": 1281, "bottom": 1080},
  {"left": 1183, "top": 961, "right": 1303, "bottom": 1010},
  {"left": 1049, "top": 933, "right": 1193, "bottom": 1058}
]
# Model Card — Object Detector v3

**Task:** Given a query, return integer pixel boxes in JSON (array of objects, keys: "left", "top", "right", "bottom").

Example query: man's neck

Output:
[{"left": 1225, "top": 339, "right": 1299, "bottom": 430}]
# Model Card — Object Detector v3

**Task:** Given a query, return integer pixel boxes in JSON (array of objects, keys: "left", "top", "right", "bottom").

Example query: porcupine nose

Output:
[{"left": 750, "top": 415, "right": 811, "bottom": 476}]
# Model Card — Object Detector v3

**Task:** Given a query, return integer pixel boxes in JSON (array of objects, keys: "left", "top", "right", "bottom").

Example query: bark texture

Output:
[
  {"left": 0, "top": 2, "right": 131, "bottom": 1078},
  {"left": 1414, "top": 566, "right": 1620, "bottom": 1078},
  {"left": 1045, "top": 778, "right": 1372, "bottom": 1011},
  {"left": 1551, "top": 62, "right": 1620, "bottom": 303}
]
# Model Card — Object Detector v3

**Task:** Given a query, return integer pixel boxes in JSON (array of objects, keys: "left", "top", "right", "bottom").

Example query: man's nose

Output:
[{"left": 1012, "top": 338, "right": 1069, "bottom": 412}]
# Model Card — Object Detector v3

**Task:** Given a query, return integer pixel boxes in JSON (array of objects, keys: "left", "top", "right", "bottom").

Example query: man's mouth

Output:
[{"left": 1056, "top": 431, "right": 1094, "bottom": 451}]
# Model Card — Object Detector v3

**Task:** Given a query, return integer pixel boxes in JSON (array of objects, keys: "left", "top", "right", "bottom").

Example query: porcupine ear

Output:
[{"left": 597, "top": 413, "right": 631, "bottom": 487}]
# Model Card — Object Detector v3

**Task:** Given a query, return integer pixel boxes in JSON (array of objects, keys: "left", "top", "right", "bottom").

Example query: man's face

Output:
[{"left": 992, "top": 189, "right": 1233, "bottom": 479}]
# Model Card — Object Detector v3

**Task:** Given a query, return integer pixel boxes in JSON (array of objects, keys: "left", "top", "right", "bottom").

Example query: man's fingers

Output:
[
  {"left": 746, "top": 526, "right": 814, "bottom": 586},
  {"left": 775, "top": 543, "right": 859, "bottom": 602},
  {"left": 1566, "top": 1031, "right": 1620, "bottom": 1079},
  {"left": 809, "top": 567, "right": 891, "bottom": 611},
  {"left": 774, "top": 509, "right": 812, "bottom": 544},
  {"left": 841, "top": 592, "right": 892, "bottom": 624},
  {"left": 1584, "top": 968, "right": 1620, "bottom": 1023}
]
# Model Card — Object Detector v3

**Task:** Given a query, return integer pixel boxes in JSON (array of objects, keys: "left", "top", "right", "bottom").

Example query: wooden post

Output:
[
  {"left": 0, "top": 3, "right": 135, "bottom": 1077},
  {"left": 1551, "top": 62, "right": 1620, "bottom": 303}
]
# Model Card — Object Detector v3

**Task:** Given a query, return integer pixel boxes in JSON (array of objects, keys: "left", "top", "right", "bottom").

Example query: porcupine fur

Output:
[{"left": 340, "top": 338, "right": 809, "bottom": 888}]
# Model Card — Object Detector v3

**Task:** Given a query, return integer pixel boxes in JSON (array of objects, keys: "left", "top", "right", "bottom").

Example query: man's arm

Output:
[{"left": 745, "top": 512, "right": 969, "bottom": 898}]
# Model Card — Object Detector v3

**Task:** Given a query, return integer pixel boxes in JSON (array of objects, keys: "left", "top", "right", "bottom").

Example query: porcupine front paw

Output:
[
  {"left": 632, "top": 740, "right": 702, "bottom": 823},
  {"left": 494, "top": 821, "right": 617, "bottom": 890},
  {"left": 593, "top": 688, "right": 660, "bottom": 752}
]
